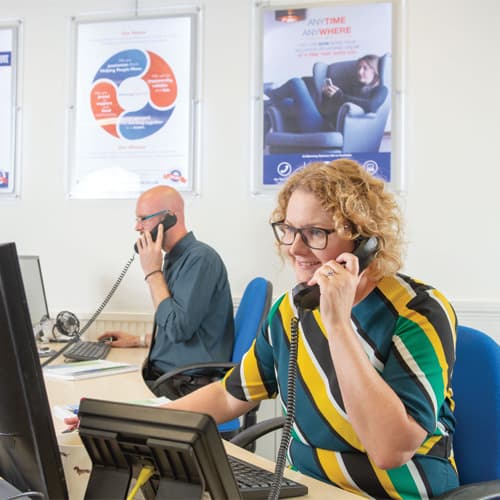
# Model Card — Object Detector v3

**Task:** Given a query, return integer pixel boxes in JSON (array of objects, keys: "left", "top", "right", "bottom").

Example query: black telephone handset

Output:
[
  {"left": 133, "top": 212, "right": 177, "bottom": 253},
  {"left": 292, "top": 236, "right": 379, "bottom": 311}
]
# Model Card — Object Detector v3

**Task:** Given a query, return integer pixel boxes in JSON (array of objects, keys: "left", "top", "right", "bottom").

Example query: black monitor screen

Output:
[
  {"left": 78, "top": 398, "right": 242, "bottom": 499},
  {"left": 0, "top": 242, "right": 68, "bottom": 499}
]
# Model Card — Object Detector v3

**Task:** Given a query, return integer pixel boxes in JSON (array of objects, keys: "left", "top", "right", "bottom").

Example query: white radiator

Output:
[{"left": 74, "top": 313, "right": 154, "bottom": 341}]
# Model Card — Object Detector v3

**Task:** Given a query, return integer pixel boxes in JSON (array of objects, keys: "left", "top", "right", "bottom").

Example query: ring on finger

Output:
[{"left": 325, "top": 268, "right": 335, "bottom": 277}]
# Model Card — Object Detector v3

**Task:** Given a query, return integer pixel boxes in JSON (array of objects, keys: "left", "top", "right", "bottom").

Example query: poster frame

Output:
[
  {"left": 66, "top": 7, "right": 201, "bottom": 199},
  {"left": 0, "top": 21, "right": 22, "bottom": 198},
  {"left": 250, "top": 0, "right": 406, "bottom": 195}
]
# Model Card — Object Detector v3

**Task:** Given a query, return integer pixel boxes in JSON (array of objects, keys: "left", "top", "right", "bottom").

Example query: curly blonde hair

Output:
[{"left": 270, "top": 159, "right": 404, "bottom": 280}]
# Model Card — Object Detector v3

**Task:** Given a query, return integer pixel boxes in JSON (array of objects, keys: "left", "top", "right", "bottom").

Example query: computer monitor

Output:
[
  {"left": 0, "top": 242, "right": 68, "bottom": 499},
  {"left": 78, "top": 398, "right": 242, "bottom": 499},
  {"left": 18, "top": 254, "right": 50, "bottom": 336}
]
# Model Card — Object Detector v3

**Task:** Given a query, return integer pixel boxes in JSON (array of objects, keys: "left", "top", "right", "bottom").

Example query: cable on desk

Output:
[
  {"left": 5, "top": 492, "right": 45, "bottom": 499},
  {"left": 126, "top": 464, "right": 155, "bottom": 500}
]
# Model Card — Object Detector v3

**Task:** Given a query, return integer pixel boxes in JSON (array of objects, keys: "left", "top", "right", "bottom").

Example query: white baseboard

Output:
[
  {"left": 70, "top": 312, "right": 154, "bottom": 341},
  {"left": 454, "top": 300, "right": 500, "bottom": 344}
]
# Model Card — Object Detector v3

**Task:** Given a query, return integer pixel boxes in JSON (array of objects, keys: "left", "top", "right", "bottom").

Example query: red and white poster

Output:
[{"left": 70, "top": 15, "right": 196, "bottom": 198}]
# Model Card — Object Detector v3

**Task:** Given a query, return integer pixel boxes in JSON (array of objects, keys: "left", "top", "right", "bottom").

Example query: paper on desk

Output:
[
  {"left": 53, "top": 403, "right": 80, "bottom": 421},
  {"left": 53, "top": 397, "right": 169, "bottom": 422},
  {"left": 43, "top": 359, "right": 139, "bottom": 380},
  {"left": 128, "top": 396, "right": 170, "bottom": 406}
]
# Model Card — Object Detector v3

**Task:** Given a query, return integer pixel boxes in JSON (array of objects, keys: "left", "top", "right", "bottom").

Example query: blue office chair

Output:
[
  {"left": 436, "top": 324, "right": 500, "bottom": 498},
  {"left": 150, "top": 277, "right": 273, "bottom": 441},
  {"left": 232, "top": 325, "right": 500, "bottom": 498}
]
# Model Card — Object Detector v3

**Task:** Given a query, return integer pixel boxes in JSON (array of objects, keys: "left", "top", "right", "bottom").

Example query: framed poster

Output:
[
  {"left": 67, "top": 10, "right": 200, "bottom": 199},
  {"left": 0, "top": 22, "right": 20, "bottom": 197},
  {"left": 252, "top": 0, "right": 405, "bottom": 193}
]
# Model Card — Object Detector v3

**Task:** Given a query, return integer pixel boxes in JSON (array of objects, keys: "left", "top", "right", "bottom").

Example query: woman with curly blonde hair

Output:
[
  {"left": 140, "top": 159, "right": 458, "bottom": 498},
  {"left": 270, "top": 158, "right": 404, "bottom": 281}
]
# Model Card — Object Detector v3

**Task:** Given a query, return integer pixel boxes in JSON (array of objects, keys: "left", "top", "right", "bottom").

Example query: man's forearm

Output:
[{"left": 145, "top": 271, "right": 170, "bottom": 309}]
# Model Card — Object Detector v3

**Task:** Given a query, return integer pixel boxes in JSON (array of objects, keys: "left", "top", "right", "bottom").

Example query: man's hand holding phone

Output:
[
  {"left": 136, "top": 222, "right": 165, "bottom": 276},
  {"left": 137, "top": 222, "right": 171, "bottom": 307}
]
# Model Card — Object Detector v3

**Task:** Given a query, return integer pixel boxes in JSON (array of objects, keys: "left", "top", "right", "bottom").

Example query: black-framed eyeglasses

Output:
[
  {"left": 135, "top": 209, "right": 169, "bottom": 223},
  {"left": 271, "top": 222, "right": 335, "bottom": 250}
]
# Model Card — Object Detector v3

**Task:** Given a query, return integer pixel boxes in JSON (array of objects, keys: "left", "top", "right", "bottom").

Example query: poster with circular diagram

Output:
[
  {"left": 70, "top": 14, "right": 197, "bottom": 198},
  {"left": 90, "top": 49, "right": 177, "bottom": 141}
]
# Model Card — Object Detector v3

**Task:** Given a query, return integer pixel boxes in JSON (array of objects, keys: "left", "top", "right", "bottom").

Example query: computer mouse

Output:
[
  {"left": 38, "top": 346, "right": 55, "bottom": 357},
  {"left": 99, "top": 336, "right": 116, "bottom": 343}
]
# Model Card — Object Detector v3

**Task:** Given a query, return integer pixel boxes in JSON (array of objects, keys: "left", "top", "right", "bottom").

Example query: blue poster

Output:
[{"left": 262, "top": 3, "right": 393, "bottom": 186}]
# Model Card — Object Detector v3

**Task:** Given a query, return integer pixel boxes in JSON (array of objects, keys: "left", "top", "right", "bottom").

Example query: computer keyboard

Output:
[
  {"left": 63, "top": 340, "right": 111, "bottom": 362},
  {"left": 229, "top": 455, "right": 308, "bottom": 499}
]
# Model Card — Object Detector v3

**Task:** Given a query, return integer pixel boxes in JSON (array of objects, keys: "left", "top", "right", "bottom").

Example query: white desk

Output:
[{"left": 45, "top": 346, "right": 359, "bottom": 499}]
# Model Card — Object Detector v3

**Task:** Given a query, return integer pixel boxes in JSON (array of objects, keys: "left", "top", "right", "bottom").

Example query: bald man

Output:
[{"left": 98, "top": 186, "right": 234, "bottom": 398}]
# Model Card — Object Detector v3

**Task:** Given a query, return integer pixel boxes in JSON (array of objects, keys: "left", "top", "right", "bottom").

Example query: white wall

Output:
[{"left": 1, "top": 0, "right": 499, "bottom": 342}]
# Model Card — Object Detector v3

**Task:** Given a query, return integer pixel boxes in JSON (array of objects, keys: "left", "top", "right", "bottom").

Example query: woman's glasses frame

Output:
[{"left": 271, "top": 221, "right": 335, "bottom": 250}]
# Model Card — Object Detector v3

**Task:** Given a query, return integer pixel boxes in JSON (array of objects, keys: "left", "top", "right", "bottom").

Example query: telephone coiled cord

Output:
[
  {"left": 267, "top": 315, "right": 299, "bottom": 500},
  {"left": 78, "top": 253, "right": 135, "bottom": 337}
]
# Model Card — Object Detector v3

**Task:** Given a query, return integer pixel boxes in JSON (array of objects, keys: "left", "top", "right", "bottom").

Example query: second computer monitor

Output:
[{"left": 18, "top": 254, "right": 50, "bottom": 335}]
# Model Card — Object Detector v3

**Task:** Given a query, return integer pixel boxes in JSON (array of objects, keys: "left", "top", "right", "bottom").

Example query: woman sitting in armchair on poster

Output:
[{"left": 265, "top": 54, "right": 388, "bottom": 133}]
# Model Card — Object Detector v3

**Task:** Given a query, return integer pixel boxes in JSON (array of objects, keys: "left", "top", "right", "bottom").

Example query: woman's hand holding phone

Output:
[{"left": 322, "top": 78, "right": 339, "bottom": 98}]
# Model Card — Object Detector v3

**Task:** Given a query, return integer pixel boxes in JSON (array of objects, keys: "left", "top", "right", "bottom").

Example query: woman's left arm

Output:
[
  {"left": 329, "top": 320, "right": 427, "bottom": 469},
  {"left": 314, "top": 257, "right": 428, "bottom": 470}
]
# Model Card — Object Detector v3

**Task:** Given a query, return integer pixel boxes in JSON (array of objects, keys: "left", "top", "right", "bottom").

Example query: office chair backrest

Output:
[
  {"left": 452, "top": 325, "right": 500, "bottom": 484},
  {"left": 232, "top": 277, "right": 273, "bottom": 362},
  {"left": 217, "top": 277, "right": 272, "bottom": 440}
]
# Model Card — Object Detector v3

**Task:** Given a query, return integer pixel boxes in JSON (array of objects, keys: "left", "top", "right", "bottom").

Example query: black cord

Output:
[
  {"left": 40, "top": 333, "right": 79, "bottom": 367},
  {"left": 41, "top": 254, "right": 135, "bottom": 367},
  {"left": 5, "top": 492, "right": 45, "bottom": 499},
  {"left": 78, "top": 253, "right": 135, "bottom": 337},
  {"left": 267, "top": 314, "right": 299, "bottom": 500}
]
